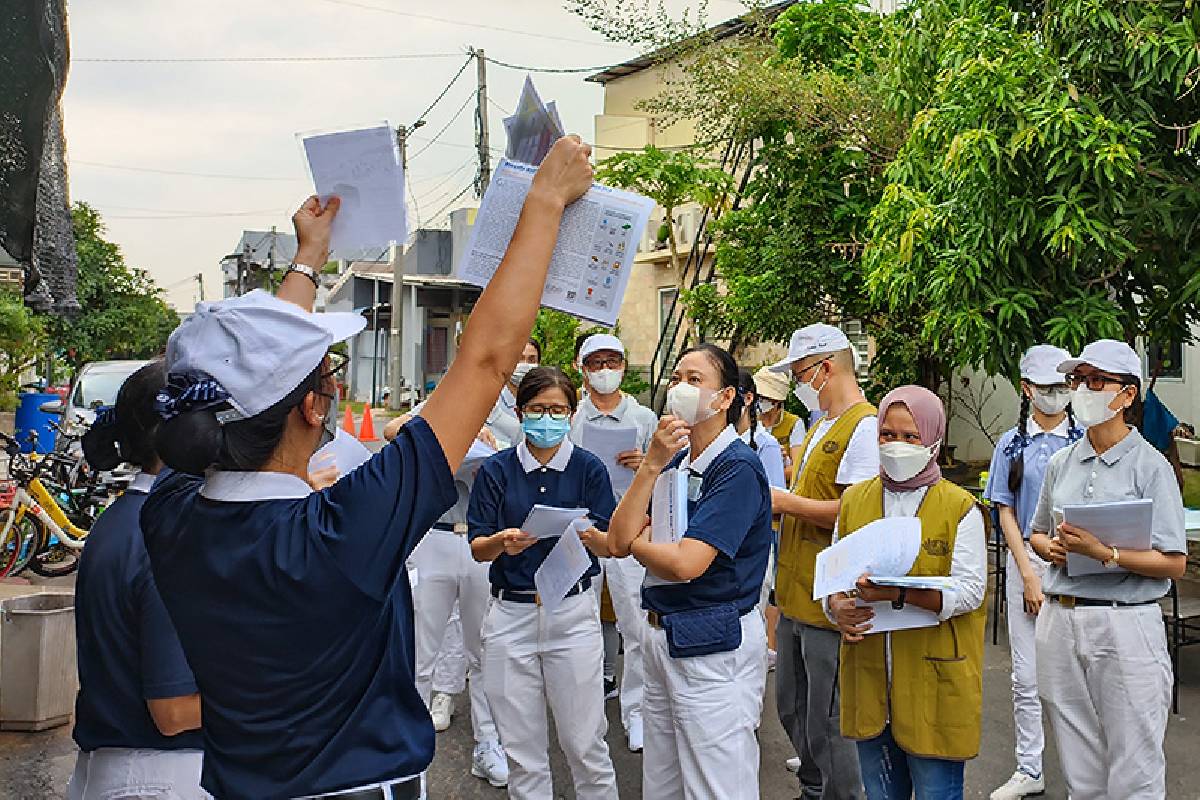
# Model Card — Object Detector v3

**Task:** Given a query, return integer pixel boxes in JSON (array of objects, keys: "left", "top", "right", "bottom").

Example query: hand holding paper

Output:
[
  {"left": 1060, "top": 499, "right": 1153, "bottom": 576},
  {"left": 520, "top": 505, "right": 591, "bottom": 539},
  {"left": 812, "top": 518, "right": 922, "bottom": 600},
  {"left": 534, "top": 519, "right": 595, "bottom": 613}
]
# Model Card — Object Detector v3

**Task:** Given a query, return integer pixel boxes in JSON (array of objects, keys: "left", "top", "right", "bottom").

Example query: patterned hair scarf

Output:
[{"left": 154, "top": 373, "right": 231, "bottom": 421}]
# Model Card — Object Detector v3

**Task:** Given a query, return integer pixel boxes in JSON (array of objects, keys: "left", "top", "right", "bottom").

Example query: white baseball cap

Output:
[
  {"left": 578, "top": 333, "right": 625, "bottom": 364},
  {"left": 1057, "top": 339, "right": 1142, "bottom": 379},
  {"left": 769, "top": 324, "right": 851, "bottom": 373},
  {"left": 1020, "top": 344, "right": 1073, "bottom": 385},
  {"left": 164, "top": 289, "right": 366, "bottom": 421}
]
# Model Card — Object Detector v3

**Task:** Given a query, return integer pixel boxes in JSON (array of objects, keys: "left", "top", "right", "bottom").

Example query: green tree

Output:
[
  {"left": 596, "top": 146, "right": 733, "bottom": 274},
  {"left": 46, "top": 203, "right": 179, "bottom": 370},
  {"left": 864, "top": 0, "right": 1200, "bottom": 380},
  {"left": 532, "top": 309, "right": 650, "bottom": 397},
  {"left": 0, "top": 289, "right": 46, "bottom": 410}
]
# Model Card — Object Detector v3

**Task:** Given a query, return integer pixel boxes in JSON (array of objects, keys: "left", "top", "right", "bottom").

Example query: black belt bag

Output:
[{"left": 659, "top": 603, "right": 742, "bottom": 659}]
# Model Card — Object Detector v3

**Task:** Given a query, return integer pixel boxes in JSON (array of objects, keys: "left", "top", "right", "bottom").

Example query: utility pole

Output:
[
  {"left": 475, "top": 48, "right": 491, "bottom": 195},
  {"left": 196, "top": 273, "right": 205, "bottom": 304},
  {"left": 389, "top": 125, "right": 410, "bottom": 411},
  {"left": 268, "top": 225, "right": 278, "bottom": 291}
]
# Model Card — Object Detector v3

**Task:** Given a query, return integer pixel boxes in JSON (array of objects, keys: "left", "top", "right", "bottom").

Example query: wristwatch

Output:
[
  {"left": 892, "top": 588, "right": 907, "bottom": 610},
  {"left": 286, "top": 262, "right": 320, "bottom": 288},
  {"left": 1102, "top": 546, "right": 1120, "bottom": 569}
]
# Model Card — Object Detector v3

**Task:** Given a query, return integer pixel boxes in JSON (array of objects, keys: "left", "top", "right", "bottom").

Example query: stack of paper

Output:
[
  {"left": 503, "top": 77, "right": 564, "bottom": 166},
  {"left": 534, "top": 518, "right": 595, "bottom": 613},
  {"left": 580, "top": 423, "right": 639, "bottom": 496},
  {"left": 300, "top": 122, "right": 407, "bottom": 251},
  {"left": 644, "top": 468, "right": 691, "bottom": 588},
  {"left": 1062, "top": 499, "right": 1153, "bottom": 576},
  {"left": 811, "top": 518, "right": 922, "bottom": 600},
  {"left": 455, "top": 159, "right": 655, "bottom": 327}
]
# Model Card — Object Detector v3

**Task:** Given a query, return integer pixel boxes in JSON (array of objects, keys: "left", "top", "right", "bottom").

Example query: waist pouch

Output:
[{"left": 661, "top": 603, "right": 742, "bottom": 659}]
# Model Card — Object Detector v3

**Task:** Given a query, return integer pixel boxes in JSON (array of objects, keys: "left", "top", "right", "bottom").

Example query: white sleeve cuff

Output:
[{"left": 937, "top": 588, "right": 957, "bottom": 622}]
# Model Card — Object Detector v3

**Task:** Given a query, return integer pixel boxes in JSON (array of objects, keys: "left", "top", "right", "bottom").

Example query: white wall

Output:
[{"left": 946, "top": 368, "right": 1021, "bottom": 464}]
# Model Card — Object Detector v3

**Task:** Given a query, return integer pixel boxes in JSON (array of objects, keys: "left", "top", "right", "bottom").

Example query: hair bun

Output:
[
  {"left": 155, "top": 410, "right": 223, "bottom": 475},
  {"left": 82, "top": 423, "right": 124, "bottom": 472}
]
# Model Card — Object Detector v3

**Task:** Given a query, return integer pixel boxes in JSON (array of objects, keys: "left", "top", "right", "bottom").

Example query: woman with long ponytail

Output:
[
  {"left": 735, "top": 368, "right": 787, "bottom": 489},
  {"left": 983, "top": 345, "right": 1081, "bottom": 800}
]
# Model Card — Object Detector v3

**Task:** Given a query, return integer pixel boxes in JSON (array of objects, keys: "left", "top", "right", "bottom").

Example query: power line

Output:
[
  {"left": 488, "top": 98, "right": 513, "bottom": 117},
  {"left": 412, "top": 159, "right": 477, "bottom": 204},
  {"left": 75, "top": 52, "right": 461, "bottom": 63},
  {"left": 409, "top": 93, "right": 475, "bottom": 161},
  {"left": 103, "top": 208, "right": 287, "bottom": 220},
  {"left": 425, "top": 183, "right": 475, "bottom": 227},
  {"left": 411, "top": 54, "right": 474, "bottom": 126},
  {"left": 74, "top": 160, "right": 302, "bottom": 181},
  {"left": 480, "top": 54, "right": 630, "bottom": 74},
  {"left": 314, "top": 0, "right": 631, "bottom": 50}
]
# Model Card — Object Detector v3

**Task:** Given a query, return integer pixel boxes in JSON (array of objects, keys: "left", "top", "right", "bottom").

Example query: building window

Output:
[
  {"left": 843, "top": 319, "right": 870, "bottom": 380},
  {"left": 424, "top": 326, "right": 449, "bottom": 375},
  {"left": 1147, "top": 340, "right": 1184, "bottom": 381}
]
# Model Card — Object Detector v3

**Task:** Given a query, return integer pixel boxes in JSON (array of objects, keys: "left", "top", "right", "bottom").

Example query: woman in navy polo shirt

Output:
[
  {"left": 70, "top": 361, "right": 208, "bottom": 800},
  {"left": 608, "top": 343, "right": 773, "bottom": 800},
  {"left": 468, "top": 366, "right": 619, "bottom": 800},
  {"left": 140, "top": 136, "right": 594, "bottom": 800}
]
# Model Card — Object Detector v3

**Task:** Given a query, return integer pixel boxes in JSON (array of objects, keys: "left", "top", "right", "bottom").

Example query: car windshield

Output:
[{"left": 71, "top": 368, "right": 140, "bottom": 409}]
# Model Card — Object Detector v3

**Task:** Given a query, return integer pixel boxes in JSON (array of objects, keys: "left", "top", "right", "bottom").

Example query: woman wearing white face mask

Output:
[
  {"left": 608, "top": 344, "right": 773, "bottom": 800},
  {"left": 983, "top": 345, "right": 1082, "bottom": 800},
  {"left": 828, "top": 386, "right": 987, "bottom": 799},
  {"left": 1028, "top": 340, "right": 1186, "bottom": 800}
]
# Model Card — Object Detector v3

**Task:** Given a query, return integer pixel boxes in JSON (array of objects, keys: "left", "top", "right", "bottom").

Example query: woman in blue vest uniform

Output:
[
  {"left": 140, "top": 137, "right": 594, "bottom": 800},
  {"left": 70, "top": 361, "right": 208, "bottom": 800},
  {"left": 608, "top": 343, "right": 773, "bottom": 800},
  {"left": 468, "top": 365, "right": 618, "bottom": 800}
]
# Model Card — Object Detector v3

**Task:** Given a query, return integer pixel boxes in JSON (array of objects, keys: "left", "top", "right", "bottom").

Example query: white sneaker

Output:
[
  {"left": 785, "top": 756, "right": 801, "bottom": 773},
  {"left": 626, "top": 717, "right": 644, "bottom": 753},
  {"left": 429, "top": 692, "right": 454, "bottom": 732},
  {"left": 471, "top": 740, "right": 509, "bottom": 788},
  {"left": 990, "top": 769, "right": 1045, "bottom": 799}
]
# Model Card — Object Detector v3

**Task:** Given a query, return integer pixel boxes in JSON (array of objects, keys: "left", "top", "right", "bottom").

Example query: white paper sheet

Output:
[
  {"left": 503, "top": 76, "right": 565, "bottom": 166},
  {"left": 857, "top": 600, "right": 940, "bottom": 634},
  {"left": 308, "top": 428, "right": 373, "bottom": 480},
  {"left": 459, "top": 438, "right": 497, "bottom": 481},
  {"left": 520, "top": 504, "right": 591, "bottom": 539},
  {"left": 812, "top": 517, "right": 922, "bottom": 600},
  {"left": 1062, "top": 498, "right": 1154, "bottom": 577},
  {"left": 456, "top": 159, "right": 654, "bottom": 326},
  {"left": 867, "top": 575, "right": 957, "bottom": 592},
  {"left": 650, "top": 468, "right": 689, "bottom": 545},
  {"left": 534, "top": 518, "right": 594, "bottom": 613},
  {"left": 580, "top": 423, "right": 639, "bottom": 497},
  {"left": 300, "top": 122, "right": 407, "bottom": 251}
]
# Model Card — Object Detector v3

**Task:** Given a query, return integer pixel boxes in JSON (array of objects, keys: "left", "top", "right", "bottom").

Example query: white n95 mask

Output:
[
  {"left": 1031, "top": 386, "right": 1071, "bottom": 416},
  {"left": 588, "top": 368, "right": 623, "bottom": 395},
  {"left": 1071, "top": 387, "right": 1120, "bottom": 428},
  {"left": 793, "top": 366, "right": 826, "bottom": 413},
  {"left": 667, "top": 383, "right": 718, "bottom": 426},
  {"left": 879, "top": 440, "right": 938, "bottom": 482},
  {"left": 756, "top": 399, "right": 776, "bottom": 416}
]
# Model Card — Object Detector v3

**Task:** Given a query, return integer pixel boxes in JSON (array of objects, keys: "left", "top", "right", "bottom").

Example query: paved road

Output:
[{"left": 4, "top": 608, "right": 1198, "bottom": 799}]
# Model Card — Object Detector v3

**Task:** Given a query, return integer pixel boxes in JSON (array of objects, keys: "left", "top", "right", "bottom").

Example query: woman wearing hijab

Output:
[{"left": 828, "top": 386, "right": 987, "bottom": 800}]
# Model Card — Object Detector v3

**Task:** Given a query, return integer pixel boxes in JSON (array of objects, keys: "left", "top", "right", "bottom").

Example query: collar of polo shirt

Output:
[
  {"left": 517, "top": 438, "right": 574, "bottom": 473},
  {"left": 1074, "top": 425, "right": 1143, "bottom": 466},
  {"left": 583, "top": 393, "right": 629, "bottom": 421},
  {"left": 681, "top": 425, "right": 739, "bottom": 475},
  {"left": 200, "top": 470, "right": 313, "bottom": 501}
]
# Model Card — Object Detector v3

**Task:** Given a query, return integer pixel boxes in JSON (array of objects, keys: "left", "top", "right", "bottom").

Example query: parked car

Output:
[{"left": 43, "top": 360, "right": 152, "bottom": 433}]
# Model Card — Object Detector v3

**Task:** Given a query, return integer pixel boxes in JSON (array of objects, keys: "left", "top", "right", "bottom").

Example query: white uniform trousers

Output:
[
  {"left": 1004, "top": 546, "right": 1046, "bottom": 777},
  {"left": 482, "top": 589, "right": 618, "bottom": 800},
  {"left": 642, "top": 610, "right": 768, "bottom": 800},
  {"left": 1036, "top": 600, "right": 1171, "bottom": 799},
  {"left": 68, "top": 748, "right": 210, "bottom": 800},
  {"left": 601, "top": 555, "right": 650, "bottom": 731},
  {"left": 409, "top": 529, "right": 497, "bottom": 744},
  {"left": 430, "top": 607, "right": 466, "bottom": 695}
]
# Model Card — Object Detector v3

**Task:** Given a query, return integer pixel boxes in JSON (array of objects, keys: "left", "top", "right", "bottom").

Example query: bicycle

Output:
[{"left": 0, "top": 431, "right": 91, "bottom": 578}]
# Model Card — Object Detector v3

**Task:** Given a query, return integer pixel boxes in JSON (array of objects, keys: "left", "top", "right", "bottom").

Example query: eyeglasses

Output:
[
  {"left": 793, "top": 355, "right": 832, "bottom": 382},
  {"left": 583, "top": 356, "right": 624, "bottom": 370},
  {"left": 1065, "top": 373, "right": 1129, "bottom": 391},
  {"left": 322, "top": 352, "right": 349, "bottom": 380},
  {"left": 523, "top": 404, "right": 572, "bottom": 421}
]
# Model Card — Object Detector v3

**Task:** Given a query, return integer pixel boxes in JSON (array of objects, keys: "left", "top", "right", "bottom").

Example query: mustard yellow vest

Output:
[
  {"left": 770, "top": 411, "right": 800, "bottom": 452},
  {"left": 837, "top": 477, "right": 986, "bottom": 761},
  {"left": 775, "top": 402, "right": 876, "bottom": 627}
]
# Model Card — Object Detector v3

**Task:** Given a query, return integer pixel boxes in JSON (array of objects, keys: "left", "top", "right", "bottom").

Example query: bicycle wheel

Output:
[
  {"left": 0, "top": 514, "right": 22, "bottom": 577},
  {"left": 7, "top": 516, "right": 45, "bottom": 577},
  {"left": 29, "top": 540, "right": 81, "bottom": 578}
]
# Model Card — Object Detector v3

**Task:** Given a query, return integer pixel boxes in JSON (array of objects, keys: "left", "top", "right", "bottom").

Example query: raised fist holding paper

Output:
[{"left": 530, "top": 135, "right": 593, "bottom": 210}]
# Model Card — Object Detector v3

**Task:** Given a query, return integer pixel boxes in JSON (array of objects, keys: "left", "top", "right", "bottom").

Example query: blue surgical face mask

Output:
[{"left": 522, "top": 415, "right": 571, "bottom": 448}]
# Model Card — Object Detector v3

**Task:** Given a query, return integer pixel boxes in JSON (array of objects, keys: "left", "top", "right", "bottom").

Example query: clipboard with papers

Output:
[{"left": 644, "top": 468, "right": 690, "bottom": 588}]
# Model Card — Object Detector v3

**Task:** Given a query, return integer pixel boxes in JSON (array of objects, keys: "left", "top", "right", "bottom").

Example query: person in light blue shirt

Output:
[{"left": 983, "top": 345, "right": 1081, "bottom": 800}]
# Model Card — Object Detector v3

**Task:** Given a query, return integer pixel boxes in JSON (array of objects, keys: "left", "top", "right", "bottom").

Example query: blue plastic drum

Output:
[{"left": 14, "top": 392, "right": 59, "bottom": 454}]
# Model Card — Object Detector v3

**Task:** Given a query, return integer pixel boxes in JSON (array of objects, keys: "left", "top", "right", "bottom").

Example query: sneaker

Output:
[
  {"left": 471, "top": 740, "right": 509, "bottom": 788},
  {"left": 626, "top": 717, "right": 644, "bottom": 753},
  {"left": 785, "top": 756, "right": 801, "bottom": 774},
  {"left": 990, "top": 769, "right": 1045, "bottom": 799},
  {"left": 429, "top": 692, "right": 454, "bottom": 732},
  {"left": 604, "top": 677, "right": 619, "bottom": 700}
]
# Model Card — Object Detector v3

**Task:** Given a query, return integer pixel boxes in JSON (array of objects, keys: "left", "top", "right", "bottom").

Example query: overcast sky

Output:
[{"left": 62, "top": 0, "right": 743, "bottom": 310}]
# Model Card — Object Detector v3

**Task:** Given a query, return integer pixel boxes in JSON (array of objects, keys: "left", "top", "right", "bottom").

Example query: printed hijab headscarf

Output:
[{"left": 877, "top": 385, "right": 944, "bottom": 492}]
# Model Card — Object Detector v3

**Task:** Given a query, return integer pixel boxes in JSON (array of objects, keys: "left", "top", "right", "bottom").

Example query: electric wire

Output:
[
  {"left": 408, "top": 93, "right": 475, "bottom": 161},
  {"left": 76, "top": 53, "right": 461, "bottom": 63},
  {"left": 73, "top": 160, "right": 301, "bottom": 181},
  {"left": 411, "top": 54, "right": 474, "bottom": 127}
]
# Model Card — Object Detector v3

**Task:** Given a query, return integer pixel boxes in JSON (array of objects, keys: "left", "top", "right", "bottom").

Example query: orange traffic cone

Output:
[
  {"left": 342, "top": 405, "right": 356, "bottom": 436},
  {"left": 358, "top": 406, "right": 379, "bottom": 442}
]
